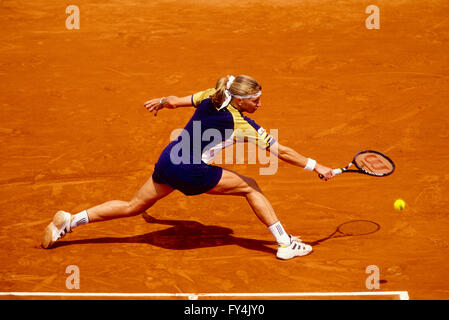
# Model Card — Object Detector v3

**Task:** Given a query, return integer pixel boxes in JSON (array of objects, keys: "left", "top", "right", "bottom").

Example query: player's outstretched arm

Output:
[
  {"left": 269, "top": 141, "right": 334, "bottom": 181},
  {"left": 144, "top": 95, "right": 193, "bottom": 116}
]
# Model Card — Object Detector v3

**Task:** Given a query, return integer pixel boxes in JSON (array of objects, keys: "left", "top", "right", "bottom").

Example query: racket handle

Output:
[
  {"left": 333, "top": 168, "right": 343, "bottom": 175},
  {"left": 318, "top": 168, "right": 343, "bottom": 179}
]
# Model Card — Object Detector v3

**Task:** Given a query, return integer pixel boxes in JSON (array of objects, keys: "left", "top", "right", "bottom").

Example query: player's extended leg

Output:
[
  {"left": 41, "top": 175, "right": 174, "bottom": 249},
  {"left": 87, "top": 176, "right": 174, "bottom": 222},
  {"left": 206, "top": 168, "right": 312, "bottom": 260}
]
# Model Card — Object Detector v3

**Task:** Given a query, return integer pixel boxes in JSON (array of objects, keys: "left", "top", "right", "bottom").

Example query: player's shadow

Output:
[{"left": 54, "top": 212, "right": 277, "bottom": 255}]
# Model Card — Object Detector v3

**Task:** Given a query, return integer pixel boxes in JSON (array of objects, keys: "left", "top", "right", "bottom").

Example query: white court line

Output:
[{"left": 0, "top": 291, "right": 409, "bottom": 300}]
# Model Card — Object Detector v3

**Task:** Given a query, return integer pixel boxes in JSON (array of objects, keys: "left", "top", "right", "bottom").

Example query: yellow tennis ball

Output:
[{"left": 394, "top": 199, "right": 406, "bottom": 211}]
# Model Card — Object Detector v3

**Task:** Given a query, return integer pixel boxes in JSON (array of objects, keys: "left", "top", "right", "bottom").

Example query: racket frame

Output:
[
  {"left": 320, "top": 150, "right": 395, "bottom": 179},
  {"left": 338, "top": 150, "right": 395, "bottom": 177}
]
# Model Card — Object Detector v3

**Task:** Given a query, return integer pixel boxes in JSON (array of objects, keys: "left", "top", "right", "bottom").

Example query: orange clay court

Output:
[{"left": 0, "top": 0, "right": 448, "bottom": 300}]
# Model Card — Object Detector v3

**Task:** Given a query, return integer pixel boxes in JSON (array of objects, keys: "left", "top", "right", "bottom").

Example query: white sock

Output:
[
  {"left": 71, "top": 210, "right": 90, "bottom": 229},
  {"left": 268, "top": 221, "right": 291, "bottom": 246}
]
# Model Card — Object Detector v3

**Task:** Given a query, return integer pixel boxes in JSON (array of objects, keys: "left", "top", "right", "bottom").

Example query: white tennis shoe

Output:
[
  {"left": 41, "top": 211, "right": 72, "bottom": 249},
  {"left": 276, "top": 235, "right": 312, "bottom": 260}
]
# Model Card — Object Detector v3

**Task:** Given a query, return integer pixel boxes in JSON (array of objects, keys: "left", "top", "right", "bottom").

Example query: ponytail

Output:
[{"left": 210, "top": 76, "right": 231, "bottom": 109}]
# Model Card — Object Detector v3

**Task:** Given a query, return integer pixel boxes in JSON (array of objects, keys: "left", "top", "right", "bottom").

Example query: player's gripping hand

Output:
[{"left": 314, "top": 164, "right": 334, "bottom": 181}]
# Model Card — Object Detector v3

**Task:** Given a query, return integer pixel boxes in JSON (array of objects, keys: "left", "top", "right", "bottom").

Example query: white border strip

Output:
[{"left": 0, "top": 291, "right": 409, "bottom": 300}]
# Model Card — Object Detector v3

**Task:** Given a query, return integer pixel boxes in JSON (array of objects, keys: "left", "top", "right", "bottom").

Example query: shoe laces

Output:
[
  {"left": 59, "top": 226, "right": 70, "bottom": 238},
  {"left": 289, "top": 235, "right": 302, "bottom": 243}
]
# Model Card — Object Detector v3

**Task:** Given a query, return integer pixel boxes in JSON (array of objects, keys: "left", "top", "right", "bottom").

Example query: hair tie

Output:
[
  {"left": 218, "top": 90, "right": 232, "bottom": 111},
  {"left": 226, "top": 75, "right": 235, "bottom": 89},
  {"left": 217, "top": 76, "right": 235, "bottom": 111}
]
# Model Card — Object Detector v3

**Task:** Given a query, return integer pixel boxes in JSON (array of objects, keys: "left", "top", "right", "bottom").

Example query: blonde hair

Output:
[{"left": 210, "top": 75, "right": 261, "bottom": 109}]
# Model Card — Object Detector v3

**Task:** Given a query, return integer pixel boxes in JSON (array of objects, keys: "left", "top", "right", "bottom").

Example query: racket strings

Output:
[{"left": 354, "top": 152, "right": 394, "bottom": 175}]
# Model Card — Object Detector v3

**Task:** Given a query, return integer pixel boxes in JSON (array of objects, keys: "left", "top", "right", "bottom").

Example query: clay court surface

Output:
[{"left": 1, "top": 0, "right": 448, "bottom": 300}]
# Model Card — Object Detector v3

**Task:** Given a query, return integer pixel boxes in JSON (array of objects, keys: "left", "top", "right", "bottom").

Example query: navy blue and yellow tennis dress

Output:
[{"left": 152, "top": 88, "right": 276, "bottom": 195}]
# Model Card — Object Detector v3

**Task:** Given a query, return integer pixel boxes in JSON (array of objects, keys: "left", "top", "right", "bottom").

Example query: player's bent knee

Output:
[
  {"left": 245, "top": 176, "right": 258, "bottom": 188},
  {"left": 240, "top": 176, "right": 262, "bottom": 194},
  {"left": 237, "top": 181, "right": 257, "bottom": 196}
]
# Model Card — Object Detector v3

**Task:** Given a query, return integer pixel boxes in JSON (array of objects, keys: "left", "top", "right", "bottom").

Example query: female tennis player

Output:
[{"left": 41, "top": 75, "right": 334, "bottom": 260}]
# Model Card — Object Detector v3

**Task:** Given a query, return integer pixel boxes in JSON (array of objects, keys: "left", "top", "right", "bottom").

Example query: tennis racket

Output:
[{"left": 319, "top": 150, "right": 395, "bottom": 179}]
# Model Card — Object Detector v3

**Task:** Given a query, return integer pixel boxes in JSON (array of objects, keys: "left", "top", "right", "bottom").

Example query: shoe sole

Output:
[
  {"left": 276, "top": 248, "right": 313, "bottom": 260},
  {"left": 41, "top": 211, "right": 69, "bottom": 249}
]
